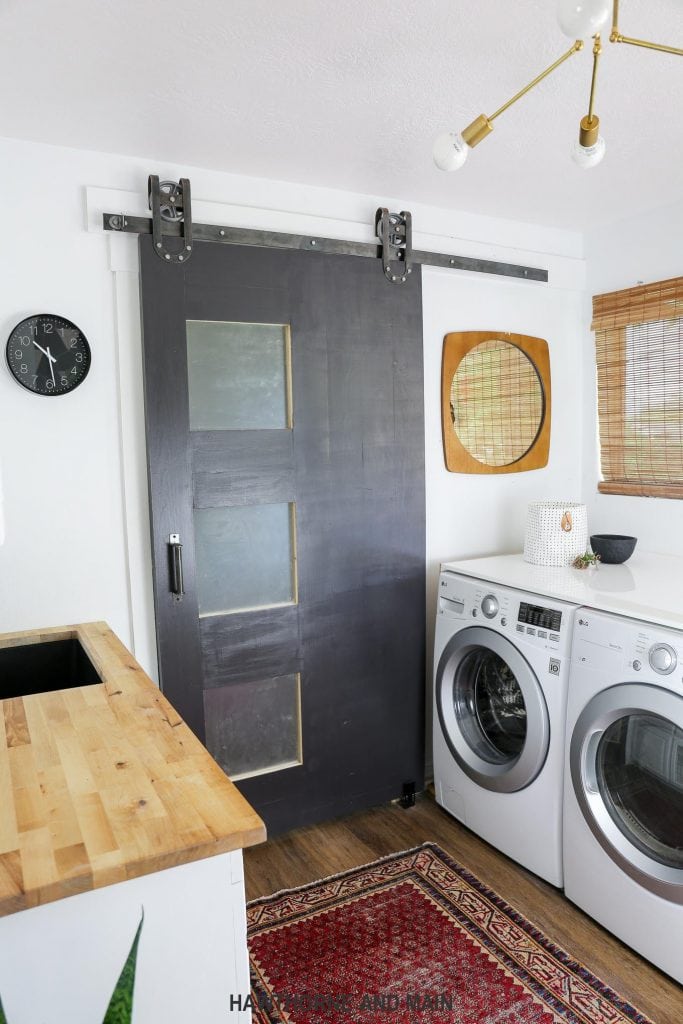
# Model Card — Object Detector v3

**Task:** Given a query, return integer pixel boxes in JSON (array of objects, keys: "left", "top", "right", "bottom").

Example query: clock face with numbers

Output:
[{"left": 6, "top": 314, "right": 91, "bottom": 396}]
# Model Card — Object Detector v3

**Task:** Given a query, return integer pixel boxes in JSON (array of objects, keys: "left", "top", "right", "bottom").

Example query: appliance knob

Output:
[
  {"left": 632, "top": 660, "right": 641, "bottom": 671},
  {"left": 649, "top": 644, "right": 677, "bottom": 675},
  {"left": 481, "top": 595, "right": 499, "bottom": 619},
  {"left": 501, "top": 617, "right": 507, "bottom": 626}
]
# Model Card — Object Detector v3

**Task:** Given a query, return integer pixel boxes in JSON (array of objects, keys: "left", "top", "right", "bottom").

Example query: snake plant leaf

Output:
[
  {"left": 102, "top": 910, "right": 144, "bottom": 1024},
  {"left": 0, "top": 993, "right": 8, "bottom": 1024}
]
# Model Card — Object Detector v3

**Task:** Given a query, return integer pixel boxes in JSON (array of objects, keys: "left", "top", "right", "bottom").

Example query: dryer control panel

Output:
[{"left": 573, "top": 610, "right": 683, "bottom": 685}]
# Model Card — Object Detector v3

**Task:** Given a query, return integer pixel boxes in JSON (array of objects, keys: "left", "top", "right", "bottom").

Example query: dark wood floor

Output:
[{"left": 244, "top": 793, "right": 683, "bottom": 1024}]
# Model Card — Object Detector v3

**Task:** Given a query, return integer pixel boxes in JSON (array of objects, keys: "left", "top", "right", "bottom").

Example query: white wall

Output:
[
  {"left": 0, "top": 136, "right": 585, "bottom": 698},
  {"left": 0, "top": 141, "right": 132, "bottom": 645},
  {"left": 422, "top": 267, "right": 585, "bottom": 752},
  {"left": 583, "top": 200, "right": 683, "bottom": 557}
]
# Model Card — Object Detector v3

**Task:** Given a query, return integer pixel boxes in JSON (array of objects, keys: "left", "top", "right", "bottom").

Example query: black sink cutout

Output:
[{"left": 0, "top": 638, "right": 102, "bottom": 700}]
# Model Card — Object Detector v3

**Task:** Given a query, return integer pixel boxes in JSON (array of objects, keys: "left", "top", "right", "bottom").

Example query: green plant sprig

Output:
[{"left": 572, "top": 551, "right": 601, "bottom": 570}]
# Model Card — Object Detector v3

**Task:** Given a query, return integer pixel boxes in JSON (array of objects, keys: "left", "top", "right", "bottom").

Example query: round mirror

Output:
[{"left": 450, "top": 339, "right": 544, "bottom": 467}]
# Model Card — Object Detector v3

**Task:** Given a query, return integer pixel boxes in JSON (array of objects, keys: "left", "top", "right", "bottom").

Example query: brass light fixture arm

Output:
[
  {"left": 610, "top": 0, "right": 683, "bottom": 57},
  {"left": 578, "top": 33, "right": 603, "bottom": 147},
  {"left": 461, "top": 40, "right": 583, "bottom": 148},
  {"left": 587, "top": 34, "right": 602, "bottom": 122},
  {"left": 489, "top": 40, "right": 584, "bottom": 121}
]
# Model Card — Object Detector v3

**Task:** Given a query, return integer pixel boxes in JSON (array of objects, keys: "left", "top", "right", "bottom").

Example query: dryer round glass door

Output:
[
  {"left": 436, "top": 626, "right": 550, "bottom": 793},
  {"left": 571, "top": 683, "right": 683, "bottom": 902}
]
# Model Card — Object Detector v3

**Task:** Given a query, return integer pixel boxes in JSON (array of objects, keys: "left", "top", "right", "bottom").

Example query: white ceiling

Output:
[{"left": 2, "top": 0, "right": 683, "bottom": 230}]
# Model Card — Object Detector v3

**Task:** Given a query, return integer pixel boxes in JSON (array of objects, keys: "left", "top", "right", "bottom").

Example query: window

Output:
[{"left": 592, "top": 278, "right": 683, "bottom": 498}]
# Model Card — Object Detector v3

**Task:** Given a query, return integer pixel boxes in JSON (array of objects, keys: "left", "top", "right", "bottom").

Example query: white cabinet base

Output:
[{"left": 0, "top": 852, "right": 249, "bottom": 1024}]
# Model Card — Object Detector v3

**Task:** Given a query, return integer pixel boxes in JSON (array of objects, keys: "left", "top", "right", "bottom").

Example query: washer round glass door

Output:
[
  {"left": 571, "top": 683, "right": 683, "bottom": 902},
  {"left": 436, "top": 626, "right": 550, "bottom": 793}
]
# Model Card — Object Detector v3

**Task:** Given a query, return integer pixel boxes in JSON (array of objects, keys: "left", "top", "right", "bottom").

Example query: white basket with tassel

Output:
[{"left": 523, "top": 501, "right": 588, "bottom": 567}]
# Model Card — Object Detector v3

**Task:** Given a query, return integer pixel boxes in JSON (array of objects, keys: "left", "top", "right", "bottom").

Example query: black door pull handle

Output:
[{"left": 168, "top": 533, "right": 184, "bottom": 597}]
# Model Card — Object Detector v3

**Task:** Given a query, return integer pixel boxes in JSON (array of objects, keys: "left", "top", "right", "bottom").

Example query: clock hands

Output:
[
  {"left": 32, "top": 339, "right": 58, "bottom": 388},
  {"left": 47, "top": 347, "right": 56, "bottom": 388},
  {"left": 32, "top": 340, "right": 57, "bottom": 363},
  {"left": 32, "top": 340, "right": 49, "bottom": 359}
]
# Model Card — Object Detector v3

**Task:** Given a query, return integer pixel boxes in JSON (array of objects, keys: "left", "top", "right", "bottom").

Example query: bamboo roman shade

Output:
[{"left": 592, "top": 277, "right": 683, "bottom": 499}]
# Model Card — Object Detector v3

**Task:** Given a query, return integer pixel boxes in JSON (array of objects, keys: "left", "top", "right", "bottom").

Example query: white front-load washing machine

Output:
[
  {"left": 564, "top": 609, "right": 683, "bottom": 983},
  {"left": 433, "top": 570, "right": 577, "bottom": 886}
]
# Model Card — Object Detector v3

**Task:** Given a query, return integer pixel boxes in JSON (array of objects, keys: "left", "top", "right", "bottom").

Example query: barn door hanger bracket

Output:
[
  {"left": 148, "top": 175, "right": 194, "bottom": 264},
  {"left": 375, "top": 208, "right": 413, "bottom": 284}
]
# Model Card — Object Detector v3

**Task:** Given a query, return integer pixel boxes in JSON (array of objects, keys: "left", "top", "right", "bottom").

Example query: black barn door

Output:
[{"left": 139, "top": 235, "right": 425, "bottom": 834}]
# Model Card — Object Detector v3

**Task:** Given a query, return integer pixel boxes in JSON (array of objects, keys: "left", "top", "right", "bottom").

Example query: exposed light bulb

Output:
[
  {"left": 557, "top": 0, "right": 610, "bottom": 39},
  {"left": 571, "top": 135, "right": 606, "bottom": 168},
  {"left": 433, "top": 132, "right": 469, "bottom": 171}
]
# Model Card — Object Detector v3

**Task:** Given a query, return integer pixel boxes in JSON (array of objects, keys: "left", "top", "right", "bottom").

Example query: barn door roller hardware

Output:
[
  {"left": 376, "top": 208, "right": 413, "bottom": 283},
  {"left": 104, "top": 175, "right": 548, "bottom": 283},
  {"left": 148, "top": 176, "right": 193, "bottom": 264}
]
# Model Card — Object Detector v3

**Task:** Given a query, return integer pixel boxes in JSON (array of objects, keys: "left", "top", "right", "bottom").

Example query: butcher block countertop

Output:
[{"left": 0, "top": 622, "right": 266, "bottom": 918}]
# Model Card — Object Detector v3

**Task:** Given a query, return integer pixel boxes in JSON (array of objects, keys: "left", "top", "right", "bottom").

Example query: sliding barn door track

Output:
[{"left": 103, "top": 175, "right": 548, "bottom": 284}]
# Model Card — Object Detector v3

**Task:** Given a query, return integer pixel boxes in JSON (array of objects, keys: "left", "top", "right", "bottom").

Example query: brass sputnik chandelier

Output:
[{"left": 433, "top": 0, "right": 683, "bottom": 172}]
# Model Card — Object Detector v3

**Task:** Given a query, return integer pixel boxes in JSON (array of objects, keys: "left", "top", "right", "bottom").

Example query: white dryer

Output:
[
  {"left": 434, "top": 570, "right": 577, "bottom": 886},
  {"left": 564, "top": 609, "right": 683, "bottom": 983}
]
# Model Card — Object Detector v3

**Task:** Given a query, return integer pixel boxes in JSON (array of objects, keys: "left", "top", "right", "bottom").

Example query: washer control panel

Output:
[
  {"left": 438, "top": 572, "right": 569, "bottom": 652},
  {"left": 518, "top": 601, "right": 562, "bottom": 633}
]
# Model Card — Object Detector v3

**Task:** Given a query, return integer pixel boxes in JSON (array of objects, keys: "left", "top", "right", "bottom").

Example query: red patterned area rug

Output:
[{"left": 247, "top": 843, "right": 654, "bottom": 1024}]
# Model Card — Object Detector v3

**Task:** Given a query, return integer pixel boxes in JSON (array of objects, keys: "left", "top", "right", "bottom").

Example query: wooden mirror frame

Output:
[{"left": 441, "top": 331, "right": 551, "bottom": 474}]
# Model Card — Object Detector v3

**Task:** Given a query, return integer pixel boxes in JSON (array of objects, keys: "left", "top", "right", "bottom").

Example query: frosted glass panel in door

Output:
[
  {"left": 186, "top": 321, "right": 292, "bottom": 431},
  {"left": 204, "top": 674, "right": 302, "bottom": 780},
  {"left": 194, "top": 503, "right": 297, "bottom": 615}
]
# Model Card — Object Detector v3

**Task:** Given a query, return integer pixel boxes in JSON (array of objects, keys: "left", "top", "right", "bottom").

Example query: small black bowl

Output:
[{"left": 590, "top": 534, "right": 637, "bottom": 564}]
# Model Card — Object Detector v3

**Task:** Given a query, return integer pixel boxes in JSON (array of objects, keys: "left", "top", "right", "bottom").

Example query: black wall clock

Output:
[{"left": 6, "top": 314, "right": 91, "bottom": 396}]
